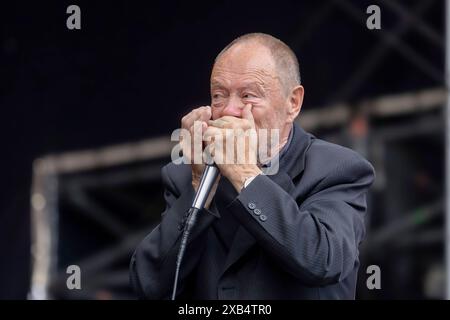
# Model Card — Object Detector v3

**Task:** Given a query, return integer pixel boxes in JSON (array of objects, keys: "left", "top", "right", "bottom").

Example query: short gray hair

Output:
[{"left": 215, "top": 33, "right": 301, "bottom": 93}]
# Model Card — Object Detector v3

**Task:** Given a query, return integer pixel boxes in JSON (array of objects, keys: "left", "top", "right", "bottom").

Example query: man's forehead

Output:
[
  {"left": 210, "top": 75, "right": 267, "bottom": 89},
  {"left": 214, "top": 42, "right": 276, "bottom": 72}
]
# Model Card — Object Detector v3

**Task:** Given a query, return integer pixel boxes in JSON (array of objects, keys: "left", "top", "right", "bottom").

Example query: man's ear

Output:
[{"left": 287, "top": 85, "right": 304, "bottom": 122}]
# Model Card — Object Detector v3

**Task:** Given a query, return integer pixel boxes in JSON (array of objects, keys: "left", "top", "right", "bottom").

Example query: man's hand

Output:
[
  {"left": 180, "top": 106, "right": 216, "bottom": 191},
  {"left": 205, "top": 104, "right": 262, "bottom": 193}
]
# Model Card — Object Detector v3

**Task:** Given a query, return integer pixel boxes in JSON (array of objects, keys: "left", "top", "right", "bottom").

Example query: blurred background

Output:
[{"left": 0, "top": 0, "right": 446, "bottom": 299}]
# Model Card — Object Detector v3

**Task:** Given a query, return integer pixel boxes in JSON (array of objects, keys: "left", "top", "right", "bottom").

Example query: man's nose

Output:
[{"left": 221, "top": 97, "right": 243, "bottom": 118}]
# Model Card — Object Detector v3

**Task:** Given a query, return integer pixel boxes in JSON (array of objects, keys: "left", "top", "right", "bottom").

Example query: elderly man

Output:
[{"left": 130, "top": 33, "right": 375, "bottom": 299}]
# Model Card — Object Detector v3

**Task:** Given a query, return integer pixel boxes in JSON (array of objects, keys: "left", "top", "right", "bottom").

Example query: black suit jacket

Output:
[{"left": 130, "top": 123, "right": 375, "bottom": 299}]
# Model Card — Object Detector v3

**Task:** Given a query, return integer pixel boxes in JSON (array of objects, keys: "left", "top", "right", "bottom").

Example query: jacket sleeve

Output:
[
  {"left": 129, "top": 165, "right": 219, "bottom": 299},
  {"left": 228, "top": 152, "right": 375, "bottom": 286}
]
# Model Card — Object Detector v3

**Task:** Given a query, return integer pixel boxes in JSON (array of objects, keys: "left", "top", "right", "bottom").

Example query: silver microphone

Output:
[{"left": 191, "top": 163, "right": 219, "bottom": 210}]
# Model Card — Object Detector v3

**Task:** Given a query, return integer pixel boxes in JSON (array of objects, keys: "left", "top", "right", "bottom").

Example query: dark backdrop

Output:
[{"left": 0, "top": 0, "right": 443, "bottom": 298}]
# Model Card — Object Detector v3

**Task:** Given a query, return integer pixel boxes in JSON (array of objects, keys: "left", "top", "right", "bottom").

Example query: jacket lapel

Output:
[{"left": 220, "top": 123, "right": 313, "bottom": 275}]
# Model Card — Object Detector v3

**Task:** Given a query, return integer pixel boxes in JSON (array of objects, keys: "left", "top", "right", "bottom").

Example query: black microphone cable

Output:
[
  {"left": 171, "top": 206, "right": 199, "bottom": 300},
  {"left": 171, "top": 163, "right": 219, "bottom": 300}
]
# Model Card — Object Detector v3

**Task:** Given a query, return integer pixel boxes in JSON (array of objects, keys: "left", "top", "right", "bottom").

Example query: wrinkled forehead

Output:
[{"left": 211, "top": 43, "right": 278, "bottom": 84}]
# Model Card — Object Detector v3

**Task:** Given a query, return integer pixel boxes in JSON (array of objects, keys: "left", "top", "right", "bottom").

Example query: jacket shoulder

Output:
[
  {"left": 304, "top": 137, "right": 375, "bottom": 183},
  {"left": 161, "top": 162, "right": 192, "bottom": 193}
]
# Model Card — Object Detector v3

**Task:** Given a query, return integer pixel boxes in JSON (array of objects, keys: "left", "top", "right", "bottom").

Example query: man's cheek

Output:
[
  {"left": 251, "top": 109, "right": 267, "bottom": 127},
  {"left": 211, "top": 108, "right": 221, "bottom": 120}
]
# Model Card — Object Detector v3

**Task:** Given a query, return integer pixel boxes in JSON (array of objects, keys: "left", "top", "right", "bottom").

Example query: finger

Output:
[
  {"left": 192, "top": 122, "right": 205, "bottom": 165},
  {"left": 203, "top": 143, "right": 215, "bottom": 165},
  {"left": 181, "top": 113, "right": 193, "bottom": 130},
  {"left": 207, "top": 118, "right": 228, "bottom": 128},
  {"left": 203, "top": 126, "right": 222, "bottom": 140},
  {"left": 185, "top": 126, "right": 194, "bottom": 156},
  {"left": 198, "top": 106, "right": 212, "bottom": 122},
  {"left": 186, "top": 109, "right": 201, "bottom": 127},
  {"left": 180, "top": 127, "right": 193, "bottom": 161},
  {"left": 241, "top": 103, "right": 254, "bottom": 122},
  {"left": 193, "top": 106, "right": 211, "bottom": 122},
  {"left": 204, "top": 127, "right": 224, "bottom": 151},
  {"left": 218, "top": 116, "right": 239, "bottom": 124},
  {"left": 183, "top": 106, "right": 209, "bottom": 128}
]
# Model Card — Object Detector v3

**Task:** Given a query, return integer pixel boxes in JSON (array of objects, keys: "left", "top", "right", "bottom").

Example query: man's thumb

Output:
[{"left": 242, "top": 103, "right": 254, "bottom": 122}]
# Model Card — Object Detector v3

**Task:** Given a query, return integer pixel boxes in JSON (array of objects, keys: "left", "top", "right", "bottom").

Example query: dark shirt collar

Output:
[
  {"left": 261, "top": 124, "right": 294, "bottom": 169},
  {"left": 278, "top": 124, "right": 294, "bottom": 159}
]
